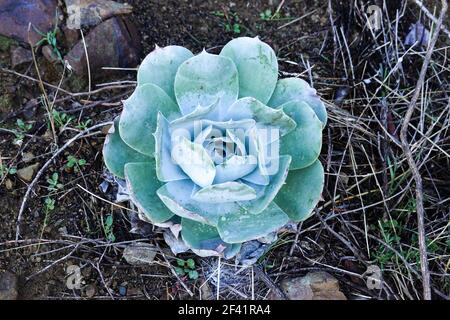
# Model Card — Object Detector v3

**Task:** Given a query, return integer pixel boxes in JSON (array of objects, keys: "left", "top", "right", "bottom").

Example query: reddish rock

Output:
[
  {"left": 0, "top": 0, "right": 59, "bottom": 45},
  {"left": 62, "top": 25, "right": 80, "bottom": 49},
  {"left": 64, "top": 17, "right": 141, "bottom": 78}
]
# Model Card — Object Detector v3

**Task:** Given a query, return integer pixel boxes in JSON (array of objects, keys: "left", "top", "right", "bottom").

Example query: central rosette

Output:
[{"left": 165, "top": 100, "right": 283, "bottom": 203}]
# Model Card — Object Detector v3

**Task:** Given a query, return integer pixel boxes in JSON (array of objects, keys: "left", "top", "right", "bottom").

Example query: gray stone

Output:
[{"left": 17, "top": 163, "right": 40, "bottom": 182}]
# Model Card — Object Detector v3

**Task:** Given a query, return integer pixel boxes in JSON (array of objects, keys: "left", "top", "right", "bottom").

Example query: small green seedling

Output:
[
  {"left": 47, "top": 172, "right": 63, "bottom": 192},
  {"left": 212, "top": 11, "right": 242, "bottom": 34},
  {"left": 76, "top": 119, "right": 93, "bottom": 131},
  {"left": 259, "top": 8, "right": 283, "bottom": 21},
  {"left": 33, "top": 11, "right": 63, "bottom": 63},
  {"left": 0, "top": 164, "right": 16, "bottom": 178},
  {"left": 103, "top": 214, "right": 116, "bottom": 242},
  {"left": 225, "top": 23, "right": 241, "bottom": 34},
  {"left": 174, "top": 258, "right": 198, "bottom": 280},
  {"left": 44, "top": 197, "right": 56, "bottom": 211},
  {"left": 16, "top": 119, "right": 32, "bottom": 132},
  {"left": 51, "top": 110, "right": 74, "bottom": 129},
  {"left": 65, "top": 155, "right": 86, "bottom": 173},
  {"left": 13, "top": 119, "right": 32, "bottom": 146}
]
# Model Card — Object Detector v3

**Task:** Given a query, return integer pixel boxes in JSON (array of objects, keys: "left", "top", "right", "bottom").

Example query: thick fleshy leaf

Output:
[
  {"left": 220, "top": 37, "right": 278, "bottom": 104},
  {"left": 157, "top": 180, "right": 241, "bottom": 226},
  {"left": 226, "top": 129, "right": 246, "bottom": 156},
  {"left": 194, "top": 125, "right": 213, "bottom": 145},
  {"left": 171, "top": 100, "right": 220, "bottom": 126},
  {"left": 154, "top": 113, "right": 188, "bottom": 182},
  {"left": 125, "top": 162, "right": 174, "bottom": 223},
  {"left": 243, "top": 127, "right": 280, "bottom": 184},
  {"left": 103, "top": 117, "right": 151, "bottom": 179},
  {"left": 256, "top": 134, "right": 280, "bottom": 177},
  {"left": 274, "top": 160, "right": 324, "bottom": 221},
  {"left": 268, "top": 77, "right": 327, "bottom": 126},
  {"left": 119, "top": 84, "right": 180, "bottom": 156},
  {"left": 242, "top": 169, "right": 270, "bottom": 186},
  {"left": 214, "top": 155, "right": 257, "bottom": 184},
  {"left": 181, "top": 218, "right": 233, "bottom": 255},
  {"left": 227, "top": 97, "right": 296, "bottom": 136},
  {"left": 174, "top": 51, "right": 239, "bottom": 116},
  {"left": 217, "top": 202, "right": 289, "bottom": 243},
  {"left": 192, "top": 181, "right": 257, "bottom": 203},
  {"left": 223, "top": 243, "right": 242, "bottom": 259},
  {"left": 240, "top": 155, "right": 291, "bottom": 214},
  {"left": 137, "top": 45, "right": 194, "bottom": 100},
  {"left": 280, "top": 101, "right": 322, "bottom": 170},
  {"left": 171, "top": 136, "right": 216, "bottom": 187}
]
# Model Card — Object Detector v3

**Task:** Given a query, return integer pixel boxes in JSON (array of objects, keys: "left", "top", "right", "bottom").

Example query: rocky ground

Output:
[{"left": 0, "top": 0, "right": 449, "bottom": 300}]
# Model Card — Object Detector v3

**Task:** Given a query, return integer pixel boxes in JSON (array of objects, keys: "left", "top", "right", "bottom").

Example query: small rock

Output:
[
  {"left": 42, "top": 45, "right": 60, "bottom": 63},
  {"left": 0, "top": 0, "right": 59, "bottom": 45},
  {"left": 17, "top": 163, "right": 40, "bottom": 182},
  {"left": 58, "top": 226, "right": 68, "bottom": 235},
  {"left": 22, "top": 152, "right": 35, "bottom": 163},
  {"left": 122, "top": 242, "right": 157, "bottom": 265},
  {"left": 0, "top": 271, "right": 19, "bottom": 300},
  {"left": 65, "top": 17, "right": 141, "bottom": 78},
  {"left": 5, "top": 179, "right": 13, "bottom": 190},
  {"left": 10, "top": 46, "right": 32, "bottom": 68},
  {"left": 279, "top": 272, "right": 347, "bottom": 300},
  {"left": 65, "top": 0, "right": 133, "bottom": 29},
  {"left": 84, "top": 284, "right": 96, "bottom": 298}
]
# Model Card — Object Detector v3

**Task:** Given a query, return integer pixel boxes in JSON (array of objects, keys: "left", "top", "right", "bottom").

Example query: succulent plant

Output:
[{"left": 103, "top": 37, "right": 326, "bottom": 259}]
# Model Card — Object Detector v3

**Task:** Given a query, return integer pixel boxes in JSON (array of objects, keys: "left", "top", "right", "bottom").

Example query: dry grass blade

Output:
[{"left": 400, "top": 0, "right": 448, "bottom": 300}]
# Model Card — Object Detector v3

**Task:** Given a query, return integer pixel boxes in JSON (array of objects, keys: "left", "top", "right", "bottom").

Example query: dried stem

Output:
[{"left": 399, "top": 0, "right": 448, "bottom": 300}]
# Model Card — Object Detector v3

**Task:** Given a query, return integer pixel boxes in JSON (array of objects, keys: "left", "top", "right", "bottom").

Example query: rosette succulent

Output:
[{"left": 103, "top": 37, "right": 326, "bottom": 259}]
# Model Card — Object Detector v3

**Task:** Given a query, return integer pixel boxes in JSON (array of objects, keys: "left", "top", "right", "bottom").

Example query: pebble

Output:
[{"left": 17, "top": 163, "right": 40, "bottom": 182}]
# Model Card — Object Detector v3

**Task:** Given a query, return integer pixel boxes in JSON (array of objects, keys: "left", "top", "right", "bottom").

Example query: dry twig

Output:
[
  {"left": 15, "top": 122, "right": 111, "bottom": 241},
  {"left": 399, "top": 0, "right": 448, "bottom": 300}
]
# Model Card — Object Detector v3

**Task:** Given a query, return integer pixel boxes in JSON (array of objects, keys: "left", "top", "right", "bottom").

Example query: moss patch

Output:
[{"left": 0, "top": 35, "right": 17, "bottom": 52}]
